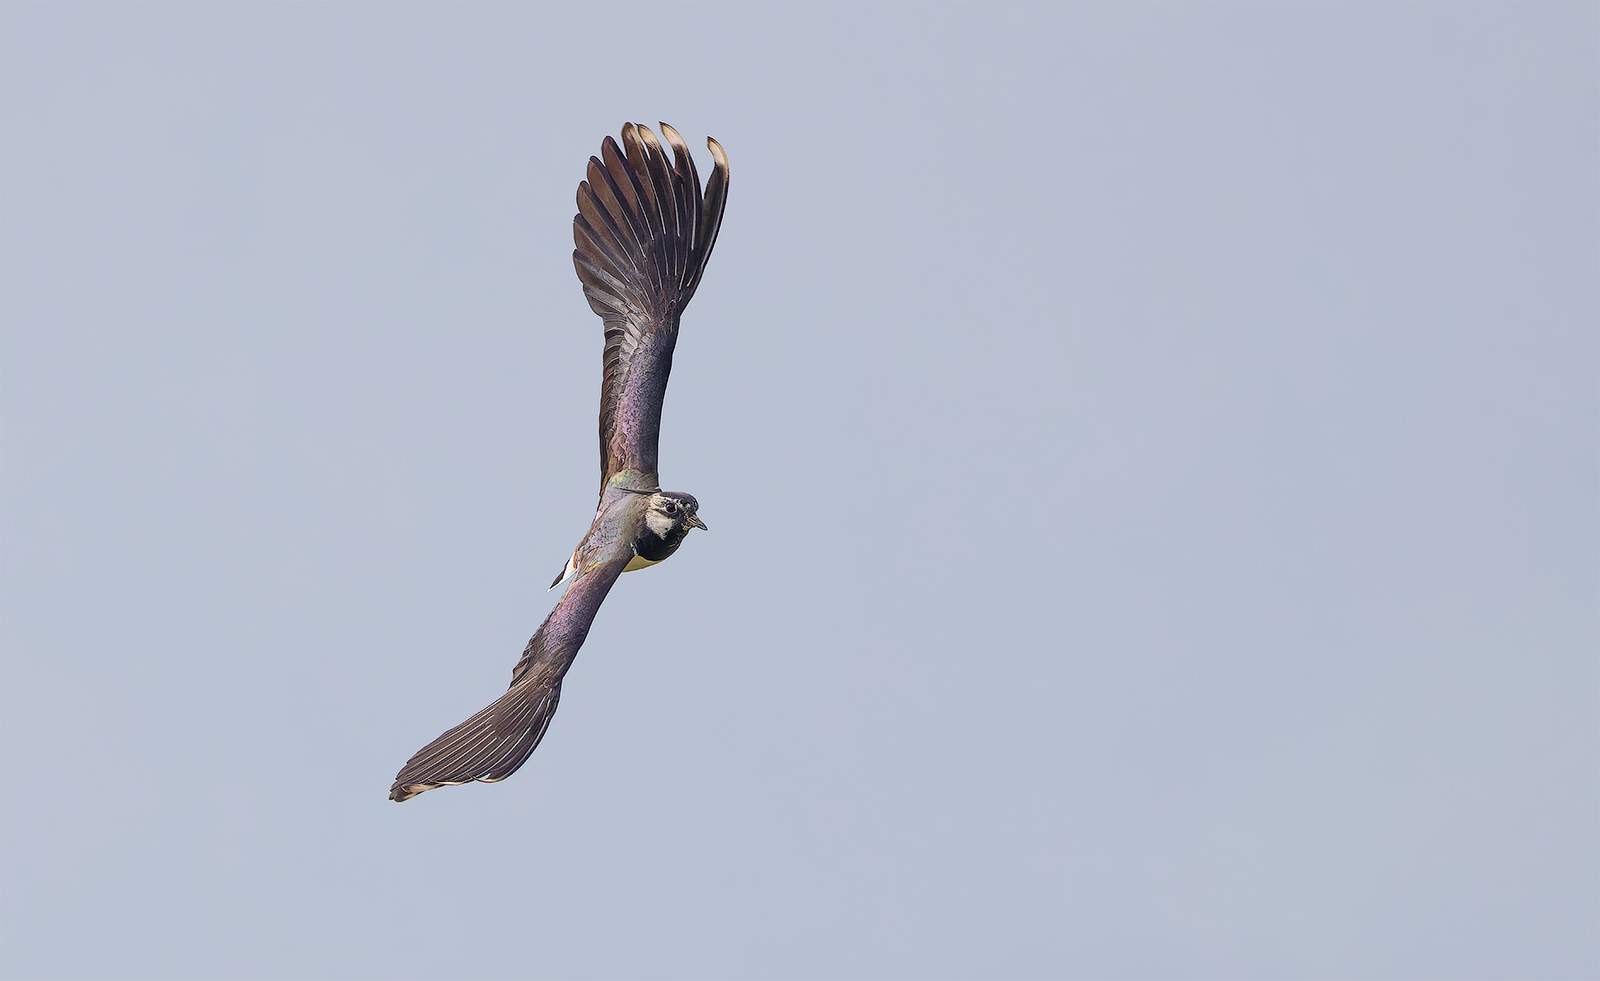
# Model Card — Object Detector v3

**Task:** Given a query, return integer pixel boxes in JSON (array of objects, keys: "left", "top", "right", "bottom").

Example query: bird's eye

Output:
[{"left": 664, "top": 501, "right": 678, "bottom": 514}]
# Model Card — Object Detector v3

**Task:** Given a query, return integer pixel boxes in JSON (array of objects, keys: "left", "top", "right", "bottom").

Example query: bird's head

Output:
[{"left": 647, "top": 491, "right": 707, "bottom": 537}]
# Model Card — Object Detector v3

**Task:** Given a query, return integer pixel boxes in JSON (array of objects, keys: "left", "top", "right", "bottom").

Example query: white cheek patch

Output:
[{"left": 645, "top": 510, "right": 673, "bottom": 537}]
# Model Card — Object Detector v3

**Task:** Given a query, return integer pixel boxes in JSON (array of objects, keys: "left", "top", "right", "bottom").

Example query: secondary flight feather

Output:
[{"left": 390, "top": 122, "right": 728, "bottom": 802}]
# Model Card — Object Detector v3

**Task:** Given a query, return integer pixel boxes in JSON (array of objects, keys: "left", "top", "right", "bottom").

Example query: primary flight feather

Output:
[{"left": 390, "top": 122, "right": 728, "bottom": 802}]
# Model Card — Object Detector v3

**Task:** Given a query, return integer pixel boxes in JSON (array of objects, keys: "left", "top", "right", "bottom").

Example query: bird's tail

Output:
[
  {"left": 389, "top": 675, "right": 562, "bottom": 802},
  {"left": 572, "top": 122, "right": 729, "bottom": 324}
]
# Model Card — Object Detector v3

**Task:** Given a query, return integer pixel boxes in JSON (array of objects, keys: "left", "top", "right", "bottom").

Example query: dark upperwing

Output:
[
  {"left": 573, "top": 122, "right": 728, "bottom": 496},
  {"left": 389, "top": 539, "right": 635, "bottom": 801}
]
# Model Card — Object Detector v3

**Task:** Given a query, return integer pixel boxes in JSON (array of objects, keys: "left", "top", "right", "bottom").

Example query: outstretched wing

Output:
[
  {"left": 573, "top": 122, "right": 728, "bottom": 496},
  {"left": 389, "top": 540, "right": 635, "bottom": 801}
]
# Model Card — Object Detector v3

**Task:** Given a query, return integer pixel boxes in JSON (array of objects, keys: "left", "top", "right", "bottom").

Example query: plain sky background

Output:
[{"left": 2, "top": 4, "right": 1595, "bottom": 979}]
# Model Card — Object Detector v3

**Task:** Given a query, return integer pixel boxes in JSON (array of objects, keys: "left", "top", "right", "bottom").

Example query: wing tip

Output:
[
  {"left": 389, "top": 781, "right": 429, "bottom": 802},
  {"left": 389, "top": 774, "right": 498, "bottom": 802},
  {"left": 571, "top": 122, "right": 728, "bottom": 323}
]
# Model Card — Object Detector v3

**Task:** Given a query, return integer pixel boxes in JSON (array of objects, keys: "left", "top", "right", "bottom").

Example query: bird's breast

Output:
[
  {"left": 628, "top": 521, "right": 686, "bottom": 569},
  {"left": 622, "top": 553, "right": 664, "bottom": 573}
]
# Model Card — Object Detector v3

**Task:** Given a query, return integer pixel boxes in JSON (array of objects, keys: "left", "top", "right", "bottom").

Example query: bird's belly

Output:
[{"left": 622, "top": 553, "right": 663, "bottom": 573}]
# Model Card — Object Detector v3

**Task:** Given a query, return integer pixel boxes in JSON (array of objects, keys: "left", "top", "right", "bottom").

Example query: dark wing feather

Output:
[
  {"left": 389, "top": 542, "right": 634, "bottom": 801},
  {"left": 574, "top": 122, "right": 729, "bottom": 495}
]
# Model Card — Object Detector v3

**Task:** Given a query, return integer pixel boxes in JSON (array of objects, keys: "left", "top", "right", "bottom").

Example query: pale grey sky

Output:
[{"left": 2, "top": 4, "right": 1595, "bottom": 979}]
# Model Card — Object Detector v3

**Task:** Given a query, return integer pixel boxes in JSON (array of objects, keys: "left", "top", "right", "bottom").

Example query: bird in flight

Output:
[{"left": 390, "top": 122, "right": 729, "bottom": 802}]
